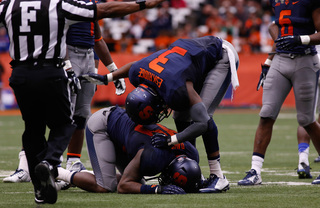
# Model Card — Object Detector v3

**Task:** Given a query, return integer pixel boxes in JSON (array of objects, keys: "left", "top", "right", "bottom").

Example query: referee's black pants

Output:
[{"left": 9, "top": 64, "right": 76, "bottom": 190}]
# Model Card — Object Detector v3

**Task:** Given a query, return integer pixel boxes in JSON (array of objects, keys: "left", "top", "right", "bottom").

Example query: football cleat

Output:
[
  {"left": 55, "top": 180, "right": 71, "bottom": 191},
  {"left": 297, "top": 162, "right": 312, "bottom": 179},
  {"left": 312, "top": 175, "right": 320, "bottom": 185},
  {"left": 314, "top": 156, "right": 320, "bottom": 163},
  {"left": 3, "top": 169, "right": 31, "bottom": 183},
  {"left": 34, "top": 161, "right": 57, "bottom": 204},
  {"left": 238, "top": 169, "right": 262, "bottom": 186},
  {"left": 199, "top": 174, "right": 229, "bottom": 193}
]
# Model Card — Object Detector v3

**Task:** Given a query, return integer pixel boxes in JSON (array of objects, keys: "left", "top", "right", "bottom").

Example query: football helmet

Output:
[
  {"left": 159, "top": 155, "right": 201, "bottom": 193},
  {"left": 125, "top": 84, "right": 171, "bottom": 125}
]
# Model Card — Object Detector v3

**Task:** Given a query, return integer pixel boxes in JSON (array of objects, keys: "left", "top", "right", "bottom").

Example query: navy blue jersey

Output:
[
  {"left": 107, "top": 107, "right": 199, "bottom": 163},
  {"left": 66, "top": 0, "right": 99, "bottom": 48},
  {"left": 271, "top": 0, "right": 320, "bottom": 54},
  {"left": 128, "top": 36, "right": 223, "bottom": 111}
]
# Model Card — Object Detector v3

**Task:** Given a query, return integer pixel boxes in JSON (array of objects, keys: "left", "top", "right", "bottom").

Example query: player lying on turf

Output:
[
  {"left": 80, "top": 35, "right": 239, "bottom": 193},
  {"left": 57, "top": 106, "right": 202, "bottom": 194}
]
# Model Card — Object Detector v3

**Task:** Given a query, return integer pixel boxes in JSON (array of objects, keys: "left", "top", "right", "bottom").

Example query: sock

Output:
[
  {"left": 208, "top": 158, "right": 223, "bottom": 178},
  {"left": 251, "top": 155, "right": 264, "bottom": 175},
  {"left": 298, "top": 143, "right": 309, "bottom": 168},
  {"left": 57, "top": 167, "right": 76, "bottom": 184},
  {"left": 18, "top": 150, "right": 29, "bottom": 173},
  {"left": 66, "top": 153, "right": 81, "bottom": 169}
]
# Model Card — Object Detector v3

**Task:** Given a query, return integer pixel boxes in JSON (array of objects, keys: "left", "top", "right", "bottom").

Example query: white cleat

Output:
[{"left": 3, "top": 169, "right": 31, "bottom": 183}]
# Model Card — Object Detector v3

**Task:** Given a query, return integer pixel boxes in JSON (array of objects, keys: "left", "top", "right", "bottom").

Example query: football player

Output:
[
  {"left": 57, "top": 106, "right": 202, "bottom": 194},
  {"left": 238, "top": 0, "right": 320, "bottom": 186},
  {"left": 81, "top": 35, "right": 240, "bottom": 193}
]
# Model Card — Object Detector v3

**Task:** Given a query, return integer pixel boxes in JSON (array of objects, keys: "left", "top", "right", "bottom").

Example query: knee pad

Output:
[
  {"left": 73, "top": 115, "right": 87, "bottom": 129},
  {"left": 297, "top": 113, "right": 314, "bottom": 127}
]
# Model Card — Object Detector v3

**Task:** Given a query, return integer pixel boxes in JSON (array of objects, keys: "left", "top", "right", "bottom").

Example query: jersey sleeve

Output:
[{"left": 62, "top": 0, "right": 96, "bottom": 22}]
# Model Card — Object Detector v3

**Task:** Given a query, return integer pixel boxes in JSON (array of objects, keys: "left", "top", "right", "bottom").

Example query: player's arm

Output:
[
  {"left": 117, "top": 149, "right": 144, "bottom": 194},
  {"left": 93, "top": 21, "right": 114, "bottom": 69},
  {"left": 166, "top": 81, "right": 210, "bottom": 145},
  {"left": 117, "top": 149, "right": 186, "bottom": 194},
  {"left": 310, "top": 7, "right": 320, "bottom": 45},
  {"left": 93, "top": 21, "right": 126, "bottom": 95},
  {"left": 96, "top": 0, "right": 166, "bottom": 20}
]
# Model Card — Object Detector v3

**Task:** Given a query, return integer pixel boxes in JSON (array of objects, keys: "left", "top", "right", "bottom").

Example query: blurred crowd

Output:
[{"left": 0, "top": 0, "right": 274, "bottom": 54}]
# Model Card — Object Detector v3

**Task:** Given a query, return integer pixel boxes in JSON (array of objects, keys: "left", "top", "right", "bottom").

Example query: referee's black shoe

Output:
[{"left": 34, "top": 161, "right": 57, "bottom": 204}]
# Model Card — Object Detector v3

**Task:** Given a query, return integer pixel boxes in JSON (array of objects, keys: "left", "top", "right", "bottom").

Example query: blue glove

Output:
[
  {"left": 67, "top": 70, "right": 81, "bottom": 94},
  {"left": 151, "top": 133, "right": 170, "bottom": 148},
  {"left": 80, "top": 73, "right": 108, "bottom": 85},
  {"left": 275, "top": 35, "right": 301, "bottom": 50},
  {"left": 157, "top": 185, "right": 186, "bottom": 194},
  {"left": 256, "top": 64, "right": 269, "bottom": 91}
]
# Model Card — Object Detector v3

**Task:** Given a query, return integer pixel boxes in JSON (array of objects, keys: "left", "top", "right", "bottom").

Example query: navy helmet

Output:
[
  {"left": 125, "top": 84, "right": 171, "bottom": 125},
  {"left": 158, "top": 155, "right": 202, "bottom": 193}
]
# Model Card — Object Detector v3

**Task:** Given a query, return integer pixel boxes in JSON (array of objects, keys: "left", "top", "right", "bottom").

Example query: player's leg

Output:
[
  {"left": 66, "top": 48, "right": 95, "bottom": 169},
  {"left": 238, "top": 54, "right": 292, "bottom": 185},
  {"left": 291, "top": 55, "right": 320, "bottom": 183},
  {"left": 296, "top": 126, "right": 312, "bottom": 178},
  {"left": 198, "top": 48, "right": 234, "bottom": 193}
]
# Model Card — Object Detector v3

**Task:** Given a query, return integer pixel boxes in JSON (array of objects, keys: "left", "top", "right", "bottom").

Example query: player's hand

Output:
[
  {"left": 67, "top": 70, "right": 81, "bottom": 94},
  {"left": 157, "top": 185, "right": 186, "bottom": 194},
  {"left": 80, "top": 73, "right": 108, "bottom": 85},
  {"left": 151, "top": 133, "right": 170, "bottom": 148},
  {"left": 114, "top": 78, "right": 126, "bottom": 95},
  {"left": 256, "top": 64, "right": 269, "bottom": 91},
  {"left": 275, "top": 36, "right": 301, "bottom": 50}
]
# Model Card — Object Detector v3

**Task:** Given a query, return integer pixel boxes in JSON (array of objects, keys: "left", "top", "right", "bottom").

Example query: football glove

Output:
[
  {"left": 80, "top": 73, "right": 109, "bottom": 85},
  {"left": 151, "top": 133, "right": 171, "bottom": 148},
  {"left": 114, "top": 78, "right": 126, "bottom": 95},
  {"left": 275, "top": 35, "right": 301, "bottom": 50},
  {"left": 67, "top": 70, "right": 81, "bottom": 94},
  {"left": 256, "top": 64, "right": 269, "bottom": 91},
  {"left": 157, "top": 185, "right": 186, "bottom": 194}
]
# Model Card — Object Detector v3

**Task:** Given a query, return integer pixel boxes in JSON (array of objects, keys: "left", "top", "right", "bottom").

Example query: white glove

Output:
[
  {"left": 106, "top": 62, "right": 126, "bottom": 95},
  {"left": 114, "top": 78, "right": 126, "bottom": 95}
]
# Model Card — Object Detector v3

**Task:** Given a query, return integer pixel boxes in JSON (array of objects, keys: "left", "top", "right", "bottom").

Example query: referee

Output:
[{"left": 0, "top": 0, "right": 165, "bottom": 204}]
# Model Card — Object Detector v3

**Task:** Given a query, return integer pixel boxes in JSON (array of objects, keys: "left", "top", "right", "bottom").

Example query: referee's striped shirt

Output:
[{"left": 0, "top": 0, "right": 97, "bottom": 61}]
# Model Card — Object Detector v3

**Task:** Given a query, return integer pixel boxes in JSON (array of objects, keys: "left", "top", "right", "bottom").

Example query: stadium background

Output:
[{"left": 0, "top": 0, "right": 295, "bottom": 109}]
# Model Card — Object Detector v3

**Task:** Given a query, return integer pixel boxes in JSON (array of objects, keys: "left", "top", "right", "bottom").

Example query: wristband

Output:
[
  {"left": 106, "top": 62, "right": 117, "bottom": 72},
  {"left": 136, "top": 0, "right": 146, "bottom": 10},
  {"left": 107, "top": 73, "right": 113, "bottom": 82},
  {"left": 63, "top": 60, "right": 72, "bottom": 71},
  {"left": 300, "top": 35, "right": 310, "bottom": 45},
  {"left": 264, "top": 58, "right": 272, "bottom": 66},
  {"left": 140, "top": 185, "right": 158, "bottom": 194},
  {"left": 168, "top": 135, "right": 178, "bottom": 146}
]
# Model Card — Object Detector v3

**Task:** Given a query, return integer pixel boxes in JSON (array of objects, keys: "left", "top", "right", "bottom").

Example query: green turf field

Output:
[{"left": 1, "top": 108, "right": 320, "bottom": 207}]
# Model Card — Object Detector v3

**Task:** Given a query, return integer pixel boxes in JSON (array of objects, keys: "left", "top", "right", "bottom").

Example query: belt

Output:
[
  {"left": 10, "top": 59, "right": 65, "bottom": 68},
  {"left": 277, "top": 53, "right": 308, "bottom": 59},
  {"left": 67, "top": 45, "right": 93, "bottom": 54}
]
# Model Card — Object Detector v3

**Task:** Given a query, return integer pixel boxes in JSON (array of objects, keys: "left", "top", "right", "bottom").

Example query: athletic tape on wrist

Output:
[
  {"left": 106, "top": 62, "right": 117, "bottom": 72},
  {"left": 107, "top": 73, "right": 113, "bottom": 82},
  {"left": 264, "top": 59, "right": 272, "bottom": 66},
  {"left": 300, "top": 35, "right": 310, "bottom": 45},
  {"left": 168, "top": 135, "right": 178, "bottom": 146}
]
